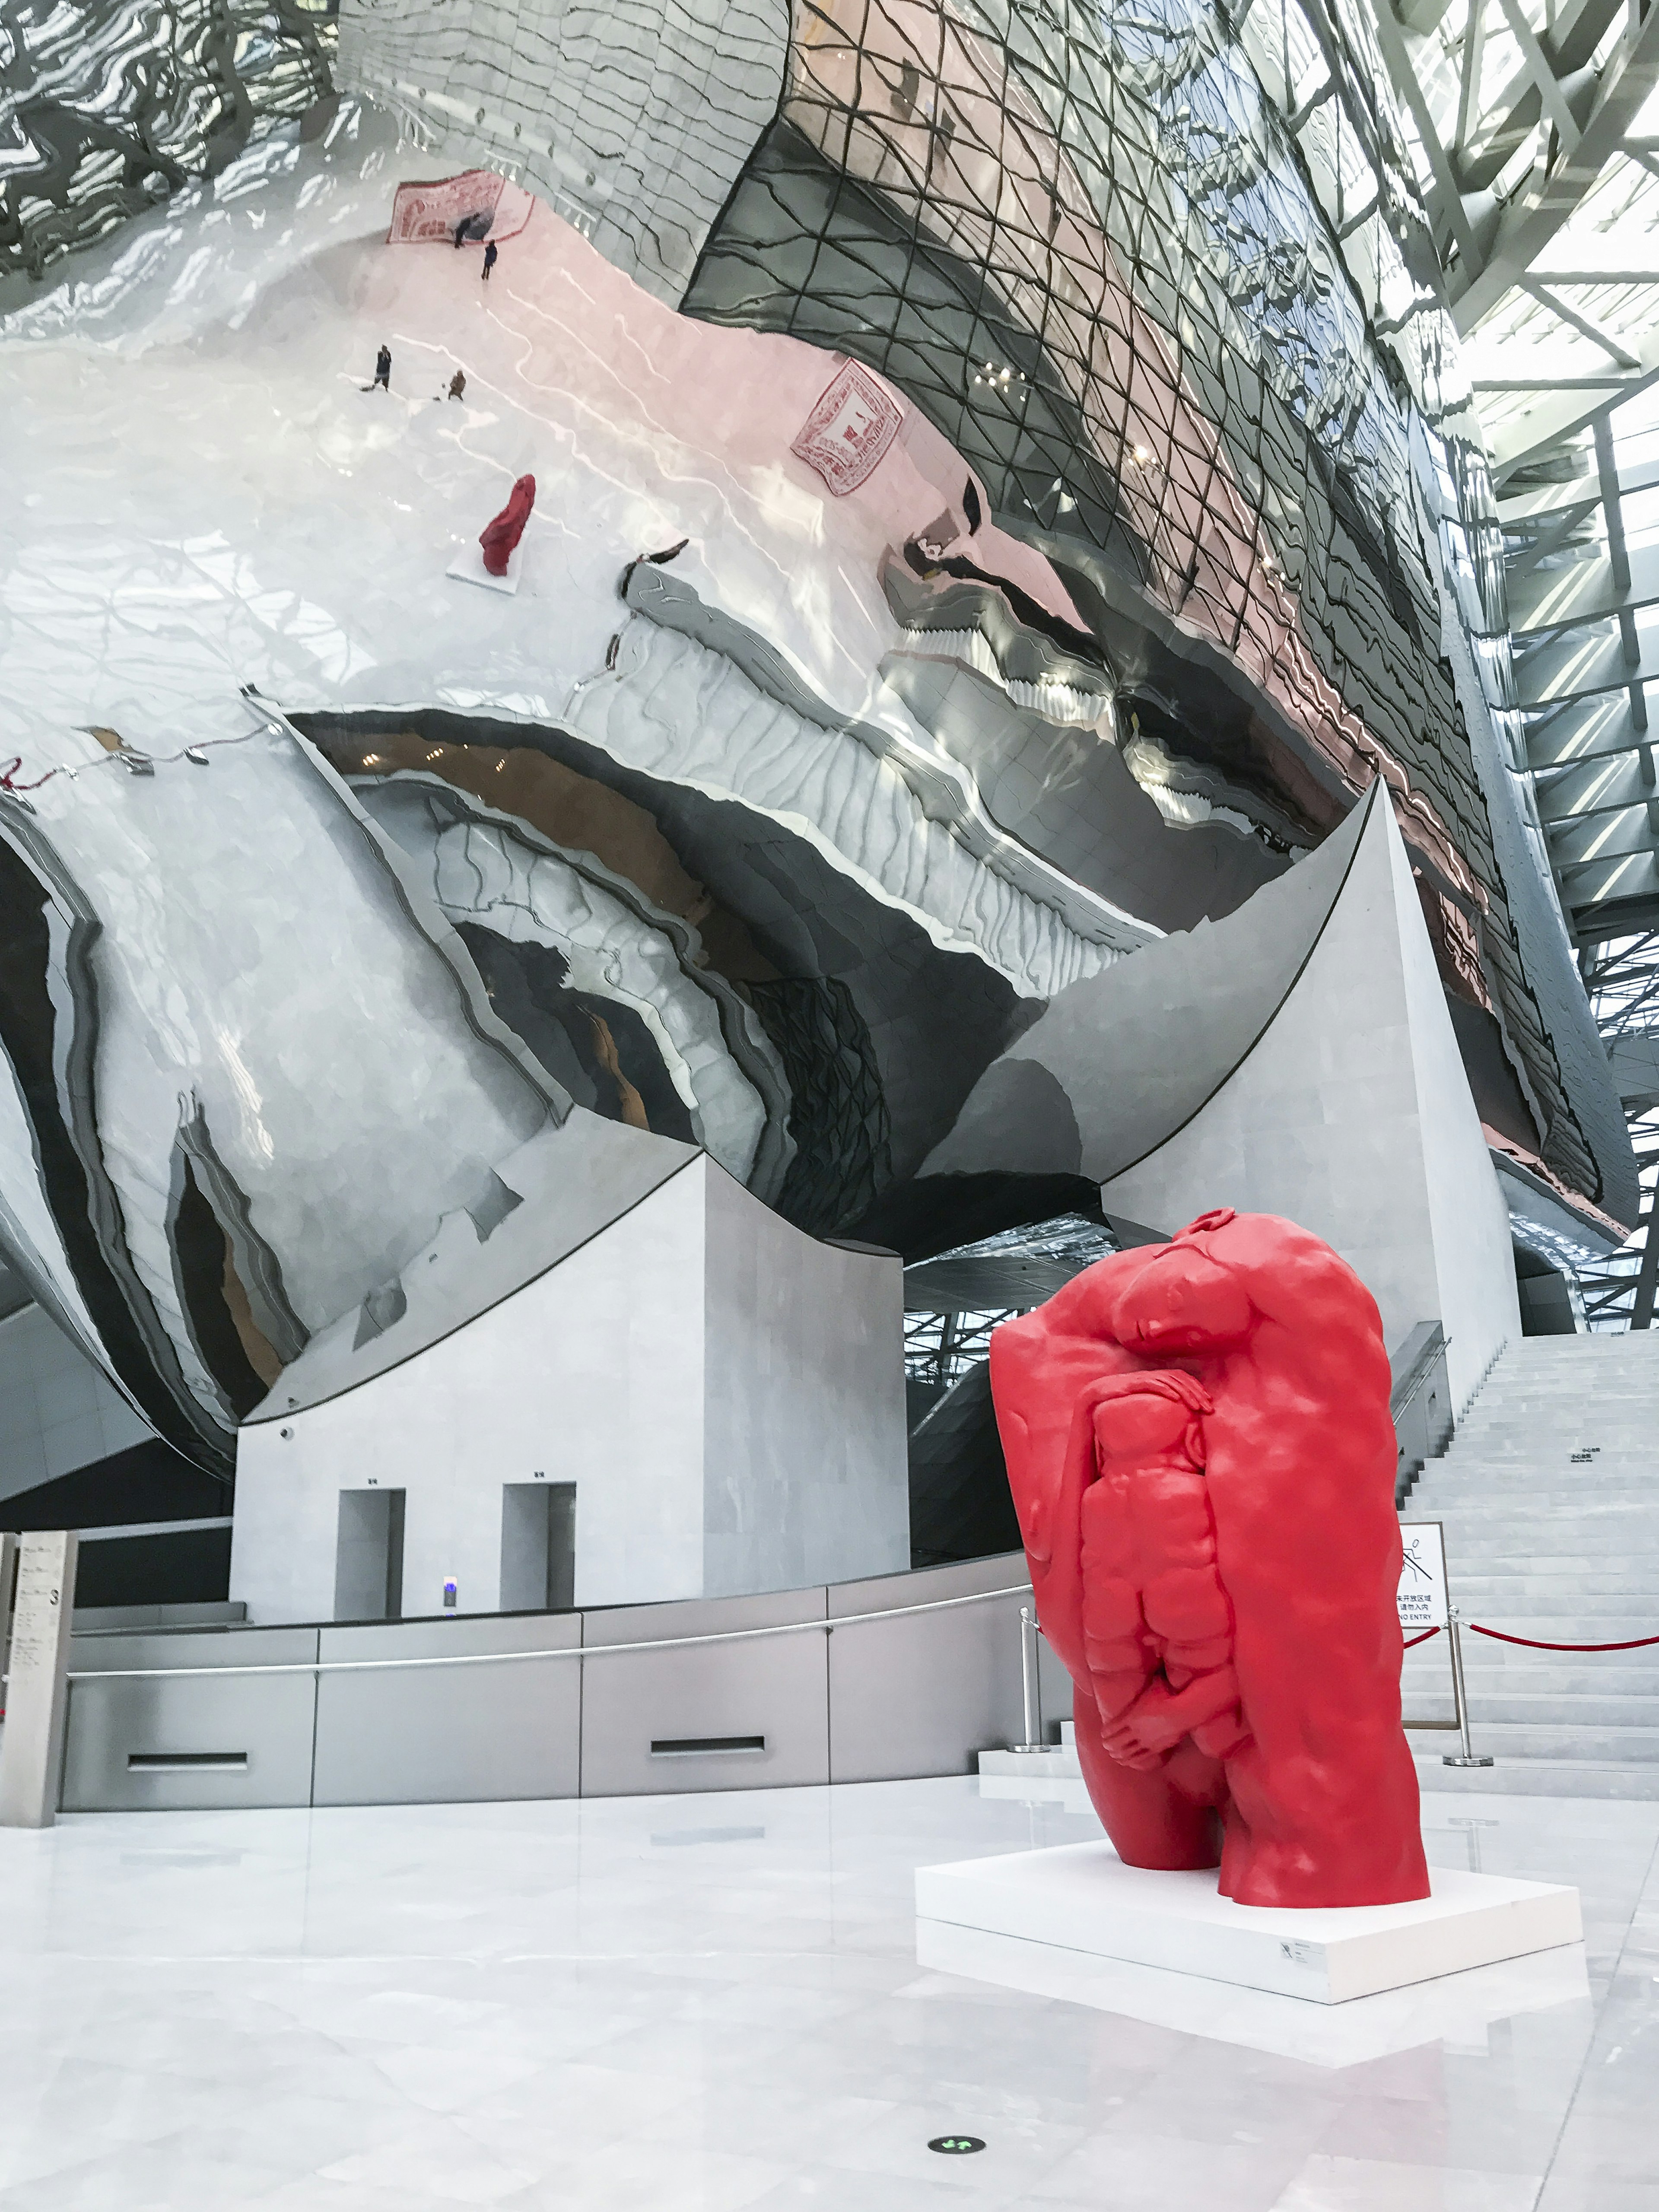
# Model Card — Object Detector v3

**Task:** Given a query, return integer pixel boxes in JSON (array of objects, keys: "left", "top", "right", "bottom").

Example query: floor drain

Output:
[{"left": 928, "top": 2136, "right": 985, "bottom": 2155}]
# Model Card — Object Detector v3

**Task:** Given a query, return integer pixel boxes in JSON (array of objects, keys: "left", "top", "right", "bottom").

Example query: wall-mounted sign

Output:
[
  {"left": 1398, "top": 1521, "right": 1448, "bottom": 1632},
  {"left": 0, "top": 1529, "right": 79, "bottom": 1828}
]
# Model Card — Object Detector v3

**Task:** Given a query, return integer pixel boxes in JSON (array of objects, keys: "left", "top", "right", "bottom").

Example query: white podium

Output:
[
  {"left": 445, "top": 542, "right": 522, "bottom": 594},
  {"left": 916, "top": 1842, "right": 1581, "bottom": 2005}
]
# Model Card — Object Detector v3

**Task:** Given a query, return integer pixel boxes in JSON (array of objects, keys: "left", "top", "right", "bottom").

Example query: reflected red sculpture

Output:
[
  {"left": 480, "top": 473, "right": 535, "bottom": 575},
  {"left": 990, "top": 1208, "right": 1429, "bottom": 1908}
]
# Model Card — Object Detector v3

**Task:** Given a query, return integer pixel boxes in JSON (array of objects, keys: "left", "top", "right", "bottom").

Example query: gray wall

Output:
[
  {"left": 0, "top": 1305, "right": 151, "bottom": 1503},
  {"left": 701, "top": 1162, "right": 908, "bottom": 1596},
  {"left": 60, "top": 1553, "right": 1034, "bottom": 1813}
]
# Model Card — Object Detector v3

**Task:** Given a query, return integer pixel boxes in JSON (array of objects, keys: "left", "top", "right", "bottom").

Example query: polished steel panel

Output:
[
  {"left": 61, "top": 1627, "right": 320, "bottom": 1811},
  {"left": 312, "top": 1610, "right": 581, "bottom": 1805},
  {"left": 580, "top": 1587, "right": 829, "bottom": 1797},
  {"left": 827, "top": 1554, "right": 1027, "bottom": 1783}
]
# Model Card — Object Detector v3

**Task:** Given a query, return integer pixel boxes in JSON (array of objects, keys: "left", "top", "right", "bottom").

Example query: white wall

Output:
[
  {"left": 702, "top": 1168, "right": 908, "bottom": 1597},
  {"left": 1103, "top": 796, "right": 1519, "bottom": 1405},
  {"left": 231, "top": 1157, "right": 910, "bottom": 1624},
  {"left": 0, "top": 1305, "right": 152, "bottom": 1504},
  {"left": 1388, "top": 810, "right": 1521, "bottom": 1405}
]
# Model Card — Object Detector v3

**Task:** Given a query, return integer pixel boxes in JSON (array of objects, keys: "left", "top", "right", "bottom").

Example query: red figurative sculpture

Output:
[
  {"left": 989, "top": 1208, "right": 1429, "bottom": 1909},
  {"left": 480, "top": 473, "right": 536, "bottom": 575}
]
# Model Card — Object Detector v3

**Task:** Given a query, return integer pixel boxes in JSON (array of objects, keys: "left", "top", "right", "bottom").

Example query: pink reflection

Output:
[{"left": 788, "top": 0, "right": 1481, "bottom": 910}]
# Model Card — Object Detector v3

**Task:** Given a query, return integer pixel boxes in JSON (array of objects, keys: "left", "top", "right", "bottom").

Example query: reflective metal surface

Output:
[{"left": 0, "top": 4, "right": 1639, "bottom": 1475}]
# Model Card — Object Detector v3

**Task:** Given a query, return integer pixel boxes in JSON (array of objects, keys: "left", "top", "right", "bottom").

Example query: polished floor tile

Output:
[{"left": 0, "top": 1779, "right": 1652, "bottom": 2210}]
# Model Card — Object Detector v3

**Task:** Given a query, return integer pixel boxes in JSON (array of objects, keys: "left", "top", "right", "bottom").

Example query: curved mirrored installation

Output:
[{"left": 0, "top": 0, "right": 1635, "bottom": 1481}]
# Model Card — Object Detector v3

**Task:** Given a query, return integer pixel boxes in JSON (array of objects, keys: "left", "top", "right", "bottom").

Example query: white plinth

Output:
[
  {"left": 915, "top": 1843, "right": 1581, "bottom": 2004},
  {"left": 445, "top": 543, "right": 521, "bottom": 594}
]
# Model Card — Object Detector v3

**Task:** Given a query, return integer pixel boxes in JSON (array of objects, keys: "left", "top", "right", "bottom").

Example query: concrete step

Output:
[
  {"left": 1404, "top": 1692, "right": 1659, "bottom": 1724},
  {"left": 1405, "top": 1719, "right": 1659, "bottom": 1759},
  {"left": 1414, "top": 1755, "right": 1659, "bottom": 1799},
  {"left": 1440, "top": 1465, "right": 1658, "bottom": 1475},
  {"left": 1407, "top": 1508, "right": 1659, "bottom": 1527},
  {"left": 1435, "top": 1593, "right": 1659, "bottom": 1611},
  {"left": 1444, "top": 1574, "right": 1659, "bottom": 1589},
  {"left": 1404, "top": 1663, "right": 1659, "bottom": 1691},
  {"left": 1445, "top": 1584, "right": 1659, "bottom": 1600},
  {"left": 1432, "top": 1613, "right": 1659, "bottom": 1634},
  {"left": 1437, "top": 1462, "right": 1658, "bottom": 1472},
  {"left": 1420, "top": 1468, "right": 1658, "bottom": 1486},
  {"left": 1436, "top": 1548, "right": 1659, "bottom": 1567}
]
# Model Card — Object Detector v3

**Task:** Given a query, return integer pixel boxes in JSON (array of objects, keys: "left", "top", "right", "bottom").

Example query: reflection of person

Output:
[
  {"left": 482, "top": 240, "right": 499, "bottom": 282},
  {"left": 372, "top": 343, "right": 391, "bottom": 391},
  {"left": 1076, "top": 1372, "right": 1250, "bottom": 1773}
]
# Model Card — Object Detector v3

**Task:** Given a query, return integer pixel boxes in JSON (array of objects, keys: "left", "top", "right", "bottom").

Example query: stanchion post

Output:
[
  {"left": 1010, "top": 1605, "right": 1044, "bottom": 1754},
  {"left": 1442, "top": 1606, "right": 1494, "bottom": 1769}
]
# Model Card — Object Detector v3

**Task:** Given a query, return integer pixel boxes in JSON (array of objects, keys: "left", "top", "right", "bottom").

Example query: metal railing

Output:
[{"left": 64, "top": 1579, "right": 1034, "bottom": 1686}]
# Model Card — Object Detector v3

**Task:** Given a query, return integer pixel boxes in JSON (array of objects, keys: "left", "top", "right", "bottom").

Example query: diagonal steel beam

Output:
[
  {"left": 1521, "top": 276, "right": 1641, "bottom": 369},
  {"left": 1494, "top": 0, "right": 1584, "bottom": 151}
]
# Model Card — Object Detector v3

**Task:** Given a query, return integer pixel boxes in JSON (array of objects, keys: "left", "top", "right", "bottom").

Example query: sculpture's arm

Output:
[{"left": 1011, "top": 1246, "right": 1148, "bottom": 1350}]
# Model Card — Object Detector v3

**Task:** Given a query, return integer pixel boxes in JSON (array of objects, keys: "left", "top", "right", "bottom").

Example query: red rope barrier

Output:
[
  {"left": 1403, "top": 1627, "right": 1441, "bottom": 1648},
  {"left": 1466, "top": 1624, "right": 1659, "bottom": 1653}
]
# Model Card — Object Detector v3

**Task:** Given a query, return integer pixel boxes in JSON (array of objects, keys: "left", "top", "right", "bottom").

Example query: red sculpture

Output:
[
  {"left": 990, "top": 1208, "right": 1429, "bottom": 1909},
  {"left": 480, "top": 473, "right": 536, "bottom": 575}
]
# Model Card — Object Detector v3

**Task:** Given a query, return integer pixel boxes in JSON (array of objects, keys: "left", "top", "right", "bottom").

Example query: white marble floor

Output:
[{"left": 0, "top": 1778, "right": 1652, "bottom": 2211}]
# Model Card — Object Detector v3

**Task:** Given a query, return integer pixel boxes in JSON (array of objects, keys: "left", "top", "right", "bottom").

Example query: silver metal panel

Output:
[
  {"left": 580, "top": 1587, "right": 829, "bottom": 1798},
  {"left": 61, "top": 1627, "right": 319, "bottom": 1812},
  {"left": 827, "top": 1554, "right": 1028, "bottom": 1783},
  {"left": 312, "top": 1611, "right": 581, "bottom": 1806}
]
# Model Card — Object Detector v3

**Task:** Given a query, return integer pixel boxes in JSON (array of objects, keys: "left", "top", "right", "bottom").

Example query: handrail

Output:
[
  {"left": 1389, "top": 1320, "right": 1448, "bottom": 1418},
  {"left": 65, "top": 1579, "right": 1034, "bottom": 1685}
]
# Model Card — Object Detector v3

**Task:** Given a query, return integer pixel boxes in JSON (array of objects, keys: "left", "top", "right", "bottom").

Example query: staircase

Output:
[{"left": 1402, "top": 1333, "right": 1659, "bottom": 1797}]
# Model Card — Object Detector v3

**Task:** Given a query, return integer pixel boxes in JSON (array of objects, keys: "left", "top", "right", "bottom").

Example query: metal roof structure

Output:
[{"left": 1359, "top": 0, "right": 1659, "bottom": 1321}]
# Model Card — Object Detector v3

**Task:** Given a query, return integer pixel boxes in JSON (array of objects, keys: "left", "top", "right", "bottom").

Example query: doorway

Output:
[
  {"left": 334, "top": 1489, "right": 405, "bottom": 1621},
  {"left": 500, "top": 1481, "right": 576, "bottom": 1611}
]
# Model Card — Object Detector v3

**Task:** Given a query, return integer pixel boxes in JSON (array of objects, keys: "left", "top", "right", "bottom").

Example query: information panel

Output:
[
  {"left": 0, "top": 1529, "right": 79, "bottom": 1828},
  {"left": 1397, "top": 1521, "right": 1449, "bottom": 1632}
]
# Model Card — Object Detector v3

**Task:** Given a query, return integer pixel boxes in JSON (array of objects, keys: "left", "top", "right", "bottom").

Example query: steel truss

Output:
[{"left": 1366, "top": 0, "right": 1659, "bottom": 1322}]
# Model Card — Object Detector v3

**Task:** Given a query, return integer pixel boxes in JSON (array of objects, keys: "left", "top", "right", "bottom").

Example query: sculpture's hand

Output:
[
  {"left": 1102, "top": 1666, "right": 1245, "bottom": 1762},
  {"left": 1099, "top": 1681, "right": 1186, "bottom": 1764}
]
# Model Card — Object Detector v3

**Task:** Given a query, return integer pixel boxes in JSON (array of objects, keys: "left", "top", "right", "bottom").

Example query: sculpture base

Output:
[
  {"left": 915, "top": 1843, "right": 1581, "bottom": 2004},
  {"left": 445, "top": 543, "right": 521, "bottom": 594}
]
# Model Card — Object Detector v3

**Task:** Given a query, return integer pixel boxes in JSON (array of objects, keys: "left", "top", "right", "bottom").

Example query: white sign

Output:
[
  {"left": 1398, "top": 1521, "right": 1448, "bottom": 1632},
  {"left": 0, "top": 1529, "right": 78, "bottom": 1829}
]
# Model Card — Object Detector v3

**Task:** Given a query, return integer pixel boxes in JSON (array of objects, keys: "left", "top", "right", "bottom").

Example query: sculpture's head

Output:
[
  {"left": 1087, "top": 1369, "right": 1211, "bottom": 1470},
  {"left": 1108, "top": 1211, "right": 1255, "bottom": 1355}
]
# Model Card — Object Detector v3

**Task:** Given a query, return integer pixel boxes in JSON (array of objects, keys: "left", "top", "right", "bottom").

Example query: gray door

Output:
[
  {"left": 500, "top": 1481, "right": 576, "bottom": 1611},
  {"left": 334, "top": 1489, "right": 405, "bottom": 1621}
]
